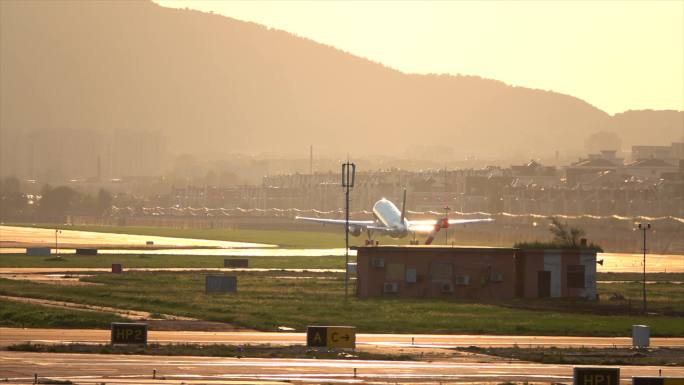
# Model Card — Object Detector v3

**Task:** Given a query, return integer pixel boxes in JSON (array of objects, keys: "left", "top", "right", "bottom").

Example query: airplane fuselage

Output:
[
  {"left": 295, "top": 190, "right": 493, "bottom": 243},
  {"left": 372, "top": 198, "right": 410, "bottom": 238}
]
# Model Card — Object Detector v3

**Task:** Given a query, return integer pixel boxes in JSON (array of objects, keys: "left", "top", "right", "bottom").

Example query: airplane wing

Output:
[
  {"left": 448, "top": 218, "right": 494, "bottom": 225},
  {"left": 408, "top": 218, "right": 494, "bottom": 232},
  {"left": 295, "top": 216, "right": 376, "bottom": 227}
]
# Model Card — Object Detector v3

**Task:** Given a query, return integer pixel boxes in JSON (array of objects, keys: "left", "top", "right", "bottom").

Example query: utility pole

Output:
[
  {"left": 444, "top": 206, "right": 451, "bottom": 245},
  {"left": 54, "top": 229, "right": 61, "bottom": 256},
  {"left": 342, "top": 162, "right": 356, "bottom": 301},
  {"left": 637, "top": 223, "right": 651, "bottom": 314}
]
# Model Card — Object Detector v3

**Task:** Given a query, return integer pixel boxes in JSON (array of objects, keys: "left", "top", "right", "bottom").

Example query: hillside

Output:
[{"left": 1, "top": 0, "right": 681, "bottom": 163}]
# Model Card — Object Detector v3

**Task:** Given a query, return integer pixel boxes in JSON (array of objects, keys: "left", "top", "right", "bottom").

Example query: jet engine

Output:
[{"left": 348, "top": 225, "right": 362, "bottom": 237}]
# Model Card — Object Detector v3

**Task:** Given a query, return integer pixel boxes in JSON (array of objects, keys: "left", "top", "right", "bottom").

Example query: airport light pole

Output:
[
  {"left": 55, "top": 229, "right": 61, "bottom": 256},
  {"left": 444, "top": 206, "right": 451, "bottom": 245},
  {"left": 342, "top": 162, "right": 356, "bottom": 301},
  {"left": 637, "top": 223, "right": 651, "bottom": 314}
]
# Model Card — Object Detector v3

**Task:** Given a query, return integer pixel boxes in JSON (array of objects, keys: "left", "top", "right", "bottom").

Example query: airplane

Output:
[{"left": 295, "top": 190, "right": 493, "bottom": 245}]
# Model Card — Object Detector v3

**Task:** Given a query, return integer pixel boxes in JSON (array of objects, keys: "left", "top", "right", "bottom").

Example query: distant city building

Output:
[
  {"left": 0, "top": 128, "right": 167, "bottom": 183},
  {"left": 632, "top": 142, "right": 683, "bottom": 163},
  {"left": 565, "top": 156, "right": 620, "bottom": 186},
  {"left": 510, "top": 160, "right": 560, "bottom": 187},
  {"left": 625, "top": 158, "right": 678, "bottom": 180}
]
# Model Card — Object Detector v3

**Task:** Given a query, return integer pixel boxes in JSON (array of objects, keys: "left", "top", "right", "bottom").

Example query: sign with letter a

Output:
[{"left": 306, "top": 326, "right": 327, "bottom": 347}]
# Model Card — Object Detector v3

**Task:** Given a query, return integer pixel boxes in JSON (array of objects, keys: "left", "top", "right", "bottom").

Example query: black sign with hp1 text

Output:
[{"left": 573, "top": 367, "right": 619, "bottom": 385}]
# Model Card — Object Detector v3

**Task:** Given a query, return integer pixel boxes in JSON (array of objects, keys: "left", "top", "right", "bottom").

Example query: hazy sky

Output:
[{"left": 155, "top": 0, "right": 683, "bottom": 115}]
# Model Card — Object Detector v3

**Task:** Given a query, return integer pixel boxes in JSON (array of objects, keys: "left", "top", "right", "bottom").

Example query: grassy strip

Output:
[
  {"left": 458, "top": 346, "right": 684, "bottom": 366},
  {"left": 7, "top": 223, "right": 403, "bottom": 248},
  {"left": 597, "top": 272, "right": 684, "bottom": 282},
  {"left": 0, "top": 253, "right": 351, "bottom": 269},
  {"left": 2, "top": 251, "right": 683, "bottom": 282},
  {"left": 0, "top": 272, "right": 682, "bottom": 336},
  {"left": 0, "top": 299, "right": 129, "bottom": 329},
  {"left": 7, "top": 342, "right": 413, "bottom": 361},
  {"left": 503, "top": 280, "right": 684, "bottom": 316},
  {"left": 597, "top": 281, "right": 684, "bottom": 314}
]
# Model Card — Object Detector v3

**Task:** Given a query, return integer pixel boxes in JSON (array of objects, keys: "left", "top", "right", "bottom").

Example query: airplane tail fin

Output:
[
  {"left": 425, "top": 217, "right": 448, "bottom": 245},
  {"left": 400, "top": 188, "right": 407, "bottom": 223}
]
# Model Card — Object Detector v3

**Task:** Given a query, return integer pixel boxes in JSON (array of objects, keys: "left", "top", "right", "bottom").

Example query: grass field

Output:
[
  {"left": 0, "top": 253, "right": 351, "bottom": 269},
  {"left": 596, "top": 280, "right": 684, "bottom": 315},
  {"left": 7, "top": 223, "right": 403, "bottom": 248},
  {"left": 0, "top": 299, "right": 128, "bottom": 329},
  {"left": 597, "top": 272, "right": 684, "bottom": 282},
  {"left": 0, "top": 271, "right": 682, "bottom": 336}
]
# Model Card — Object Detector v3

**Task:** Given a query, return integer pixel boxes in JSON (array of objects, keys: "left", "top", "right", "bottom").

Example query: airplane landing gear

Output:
[{"left": 364, "top": 229, "right": 379, "bottom": 246}]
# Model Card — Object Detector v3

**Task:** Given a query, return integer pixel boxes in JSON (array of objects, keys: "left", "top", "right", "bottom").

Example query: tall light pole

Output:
[
  {"left": 342, "top": 162, "right": 356, "bottom": 301},
  {"left": 55, "top": 229, "right": 61, "bottom": 256},
  {"left": 444, "top": 206, "right": 451, "bottom": 245},
  {"left": 637, "top": 223, "right": 651, "bottom": 314}
]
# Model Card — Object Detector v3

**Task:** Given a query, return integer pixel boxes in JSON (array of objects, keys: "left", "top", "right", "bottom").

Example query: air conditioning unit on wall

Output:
[
  {"left": 490, "top": 272, "right": 503, "bottom": 282},
  {"left": 371, "top": 258, "right": 385, "bottom": 268},
  {"left": 383, "top": 282, "right": 399, "bottom": 293},
  {"left": 454, "top": 275, "right": 470, "bottom": 285},
  {"left": 440, "top": 281, "right": 454, "bottom": 293}
]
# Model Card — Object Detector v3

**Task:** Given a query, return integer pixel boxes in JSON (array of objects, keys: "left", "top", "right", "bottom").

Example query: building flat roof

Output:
[{"left": 352, "top": 245, "right": 519, "bottom": 253}]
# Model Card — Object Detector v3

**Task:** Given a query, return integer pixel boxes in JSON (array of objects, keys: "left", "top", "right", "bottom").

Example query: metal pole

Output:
[
  {"left": 345, "top": 179, "right": 349, "bottom": 300},
  {"left": 642, "top": 226, "right": 647, "bottom": 314},
  {"left": 638, "top": 223, "right": 650, "bottom": 314},
  {"left": 444, "top": 206, "right": 450, "bottom": 245},
  {"left": 342, "top": 162, "right": 355, "bottom": 301}
]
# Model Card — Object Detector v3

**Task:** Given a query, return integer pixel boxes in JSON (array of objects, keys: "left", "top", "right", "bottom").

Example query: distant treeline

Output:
[{"left": 0, "top": 176, "right": 114, "bottom": 222}]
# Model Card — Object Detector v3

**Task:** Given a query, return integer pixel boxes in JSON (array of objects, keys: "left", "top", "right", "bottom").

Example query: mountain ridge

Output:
[{"left": 1, "top": 0, "right": 681, "bottom": 163}]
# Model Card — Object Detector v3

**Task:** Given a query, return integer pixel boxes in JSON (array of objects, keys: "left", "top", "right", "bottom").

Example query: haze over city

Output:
[
  {"left": 1, "top": 2, "right": 684, "bottom": 383},
  {"left": 1, "top": 0, "right": 683, "bottom": 178}
]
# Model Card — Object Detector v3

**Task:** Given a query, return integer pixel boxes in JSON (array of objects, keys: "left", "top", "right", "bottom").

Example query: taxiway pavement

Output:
[
  {"left": 2, "top": 350, "right": 682, "bottom": 385},
  {"left": 2, "top": 328, "right": 684, "bottom": 349}
]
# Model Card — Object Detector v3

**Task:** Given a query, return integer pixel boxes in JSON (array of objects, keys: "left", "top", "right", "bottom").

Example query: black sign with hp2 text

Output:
[{"left": 111, "top": 323, "right": 148, "bottom": 345}]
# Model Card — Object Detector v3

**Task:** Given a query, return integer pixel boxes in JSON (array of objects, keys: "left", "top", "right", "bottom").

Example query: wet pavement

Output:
[
  {"left": 3, "top": 328, "right": 684, "bottom": 348},
  {"left": 1, "top": 350, "right": 682, "bottom": 384},
  {"left": 2, "top": 225, "right": 683, "bottom": 273},
  {"left": 0, "top": 225, "right": 273, "bottom": 250}
]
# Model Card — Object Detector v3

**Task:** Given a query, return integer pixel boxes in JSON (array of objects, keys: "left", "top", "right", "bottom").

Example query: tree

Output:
[
  {"left": 38, "top": 185, "right": 77, "bottom": 222},
  {"left": 96, "top": 189, "right": 113, "bottom": 216},
  {"left": 549, "top": 217, "right": 585, "bottom": 247},
  {"left": 0, "top": 176, "right": 28, "bottom": 220}
]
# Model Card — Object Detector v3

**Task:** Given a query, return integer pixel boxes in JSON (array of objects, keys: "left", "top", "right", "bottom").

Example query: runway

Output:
[
  {"left": 0, "top": 225, "right": 273, "bottom": 250},
  {"left": 2, "top": 350, "right": 681, "bottom": 384},
  {"left": 3, "top": 328, "right": 684, "bottom": 349},
  {"left": 2, "top": 225, "right": 683, "bottom": 272}
]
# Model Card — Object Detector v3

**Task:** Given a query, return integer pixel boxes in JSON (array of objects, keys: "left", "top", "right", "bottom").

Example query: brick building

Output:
[{"left": 355, "top": 246, "right": 597, "bottom": 300}]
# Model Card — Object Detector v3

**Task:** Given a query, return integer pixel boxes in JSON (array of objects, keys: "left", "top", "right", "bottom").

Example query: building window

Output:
[
  {"left": 386, "top": 263, "right": 405, "bottom": 281},
  {"left": 454, "top": 275, "right": 470, "bottom": 285},
  {"left": 567, "top": 265, "right": 585, "bottom": 288},
  {"left": 430, "top": 262, "right": 453, "bottom": 282},
  {"left": 489, "top": 271, "right": 504, "bottom": 282},
  {"left": 406, "top": 268, "right": 417, "bottom": 283}
]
